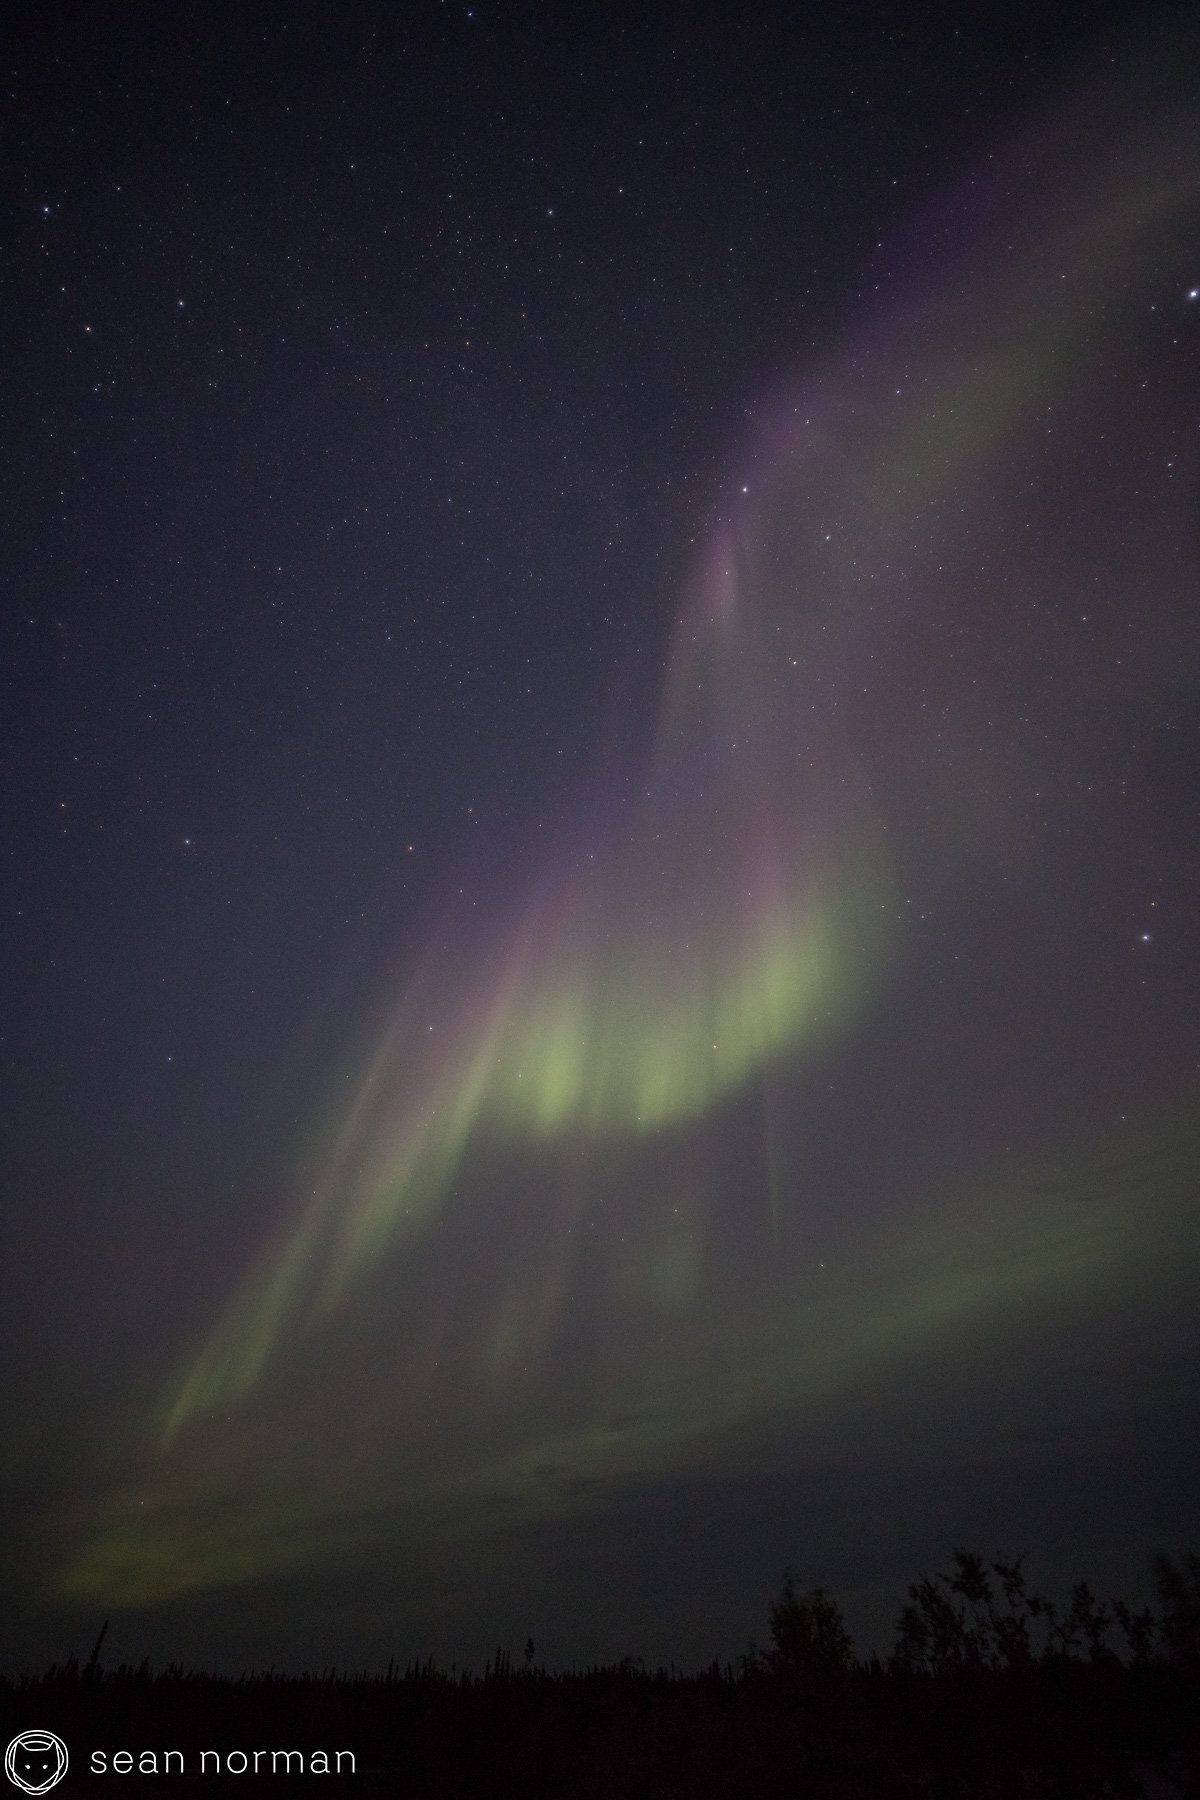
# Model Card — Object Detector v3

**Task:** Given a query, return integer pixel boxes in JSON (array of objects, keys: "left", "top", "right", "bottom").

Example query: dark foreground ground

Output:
[{"left": 3, "top": 1656, "right": 1198, "bottom": 1799}]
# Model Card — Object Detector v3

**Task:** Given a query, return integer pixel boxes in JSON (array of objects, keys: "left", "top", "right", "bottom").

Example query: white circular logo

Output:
[{"left": 4, "top": 1734, "right": 68, "bottom": 1795}]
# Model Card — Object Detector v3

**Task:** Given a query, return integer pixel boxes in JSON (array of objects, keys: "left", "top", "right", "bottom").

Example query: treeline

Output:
[
  {"left": 759, "top": 1548, "right": 1200, "bottom": 1679},
  {"left": 2, "top": 1552, "right": 1197, "bottom": 1796}
]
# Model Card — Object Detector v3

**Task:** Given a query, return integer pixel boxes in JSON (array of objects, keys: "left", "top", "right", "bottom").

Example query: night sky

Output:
[{"left": 3, "top": 0, "right": 1199, "bottom": 1677}]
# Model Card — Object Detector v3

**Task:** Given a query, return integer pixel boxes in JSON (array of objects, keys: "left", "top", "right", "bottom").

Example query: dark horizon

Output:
[
  {"left": 3, "top": 0, "right": 1198, "bottom": 1684},
  {"left": 8, "top": 1534, "right": 1199, "bottom": 1685},
  {"left": 5, "top": 1553, "right": 1199, "bottom": 1798}
]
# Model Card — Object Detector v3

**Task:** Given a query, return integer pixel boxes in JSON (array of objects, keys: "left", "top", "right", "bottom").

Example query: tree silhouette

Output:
[
  {"left": 1153, "top": 1551, "right": 1200, "bottom": 1666},
  {"left": 765, "top": 1568, "right": 854, "bottom": 1679},
  {"left": 893, "top": 1548, "right": 1059, "bottom": 1672}
]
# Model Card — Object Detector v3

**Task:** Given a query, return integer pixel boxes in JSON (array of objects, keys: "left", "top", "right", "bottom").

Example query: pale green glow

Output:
[
  {"left": 158, "top": 764, "right": 891, "bottom": 1438},
  {"left": 54, "top": 84, "right": 1200, "bottom": 1610},
  {"left": 155, "top": 81, "right": 1196, "bottom": 1443},
  {"left": 57, "top": 1118, "right": 1197, "bottom": 1607}
]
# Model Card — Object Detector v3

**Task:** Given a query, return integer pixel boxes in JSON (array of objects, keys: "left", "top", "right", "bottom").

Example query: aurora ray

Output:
[{"left": 56, "top": 64, "right": 1200, "bottom": 1611}]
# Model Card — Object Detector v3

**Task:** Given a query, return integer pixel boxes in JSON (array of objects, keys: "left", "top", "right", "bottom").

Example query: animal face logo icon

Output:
[{"left": 4, "top": 1733, "right": 68, "bottom": 1795}]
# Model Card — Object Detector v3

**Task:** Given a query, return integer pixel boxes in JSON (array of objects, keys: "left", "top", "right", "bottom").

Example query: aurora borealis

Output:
[{"left": 3, "top": 2, "right": 1199, "bottom": 1675}]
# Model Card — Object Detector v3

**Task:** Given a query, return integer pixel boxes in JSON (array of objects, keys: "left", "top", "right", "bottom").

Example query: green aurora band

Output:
[{"left": 55, "top": 74, "right": 1200, "bottom": 1607}]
